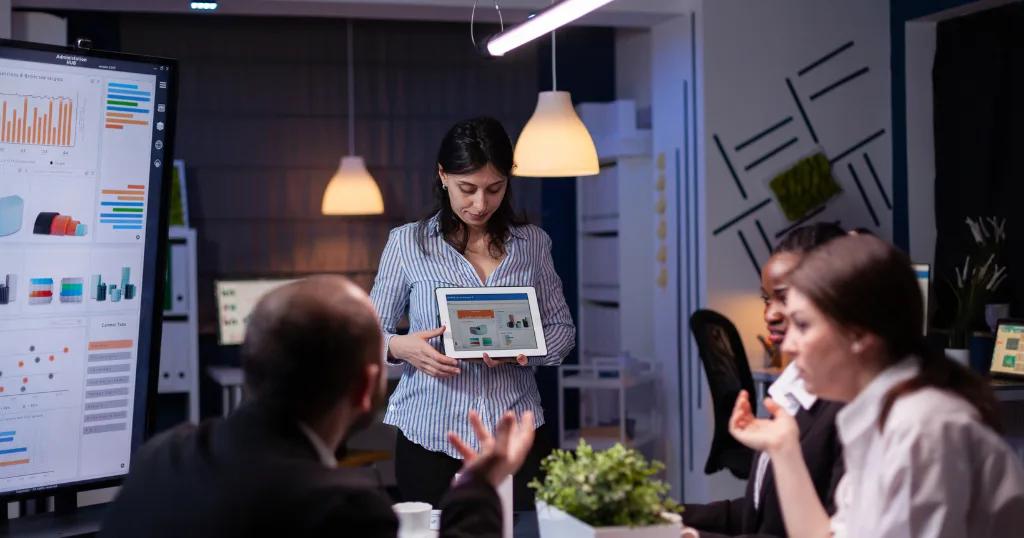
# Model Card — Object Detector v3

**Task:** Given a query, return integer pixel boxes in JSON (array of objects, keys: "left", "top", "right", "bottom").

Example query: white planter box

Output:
[{"left": 536, "top": 501, "right": 682, "bottom": 538}]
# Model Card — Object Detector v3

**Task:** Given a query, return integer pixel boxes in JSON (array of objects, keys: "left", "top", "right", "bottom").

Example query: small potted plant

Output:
[
  {"left": 945, "top": 216, "right": 1008, "bottom": 364},
  {"left": 529, "top": 440, "right": 686, "bottom": 538}
]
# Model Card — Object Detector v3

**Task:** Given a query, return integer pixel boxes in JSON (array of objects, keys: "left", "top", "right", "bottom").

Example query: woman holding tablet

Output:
[{"left": 370, "top": 116, "right": 576, "bottom": 508}]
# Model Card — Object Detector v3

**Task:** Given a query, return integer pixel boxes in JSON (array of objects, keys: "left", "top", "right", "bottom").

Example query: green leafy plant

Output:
[
  {"left": 768, "top": 152, "right": 841, "bottom": 221},
  {"left": 529, "top": 440, "right": 681, "bottom": 527}
]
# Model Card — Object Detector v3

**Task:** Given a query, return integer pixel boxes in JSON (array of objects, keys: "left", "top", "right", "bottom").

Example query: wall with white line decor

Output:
[
  {"left": 650, "top": 0, "right": 890, "bottom": 502},
  {"left": 703, "top": 0, "right": 891, "bottom": 365}
]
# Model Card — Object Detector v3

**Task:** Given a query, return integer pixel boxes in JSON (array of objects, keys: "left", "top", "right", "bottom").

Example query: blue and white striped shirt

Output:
[{"left": 370, "top": 214, "right": 576, "bottom": 458}]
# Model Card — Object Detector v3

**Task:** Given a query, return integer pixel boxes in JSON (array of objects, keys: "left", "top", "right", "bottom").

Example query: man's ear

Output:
[{"left": 353, "top": 362, "right": 381, "bottom": 413}]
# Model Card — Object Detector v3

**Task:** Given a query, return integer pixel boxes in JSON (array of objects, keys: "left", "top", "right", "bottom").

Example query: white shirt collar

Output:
[
  {"left": 297, "top": 422, "right": 338, "bottom": 468},
  {"left": 836, "top": 357, "right": 919, "bottom": 446},
  {"left": 767, "top": 362, "right": 818, "bottom": 415}
]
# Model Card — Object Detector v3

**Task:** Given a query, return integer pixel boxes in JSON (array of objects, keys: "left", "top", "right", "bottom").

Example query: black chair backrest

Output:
[{"left": 689, "top": 309, "right": 756, "bottom": 479}]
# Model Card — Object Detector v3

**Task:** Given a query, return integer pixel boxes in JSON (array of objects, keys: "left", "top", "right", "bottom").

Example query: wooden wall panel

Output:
[{"left": 119, "top": 14, "right": 542, "bottom": 333}]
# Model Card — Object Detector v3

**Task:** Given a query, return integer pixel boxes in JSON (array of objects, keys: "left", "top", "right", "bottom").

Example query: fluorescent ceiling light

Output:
[
  {"left": 190, "top": 2, "right": 218, "bottom": 10},
  {"left": 486, "top": 0, "right": 616, "bottom": 57}
]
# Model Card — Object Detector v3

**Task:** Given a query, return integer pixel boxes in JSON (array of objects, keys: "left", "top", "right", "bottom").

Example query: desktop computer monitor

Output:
[
  {"left": 0, "top": 39, "right": 176, "bottom": 499},
  {"left": 990, "top": 320, "right": 1024, "bottom": 379}
]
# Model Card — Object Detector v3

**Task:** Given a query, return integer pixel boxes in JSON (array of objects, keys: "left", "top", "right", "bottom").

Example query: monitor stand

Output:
[{"left": 0, "top": 492, "right": 106, "bottom": 536}]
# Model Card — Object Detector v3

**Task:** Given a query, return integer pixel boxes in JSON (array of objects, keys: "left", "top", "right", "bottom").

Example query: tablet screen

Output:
[
  {"left": 436, "top": 287, "right": 547, "bottom": 358},
  {"left": 447, "top": 292, "right": 537, "bottom": 351}
]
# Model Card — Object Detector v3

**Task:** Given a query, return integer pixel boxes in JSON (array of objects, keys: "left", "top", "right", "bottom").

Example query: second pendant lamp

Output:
[
  {"left": 513, "top": 29, "right": 599, "bottom": 178},
  {"left": 321, "top": 19, "right": 384, "bottom": 215}
]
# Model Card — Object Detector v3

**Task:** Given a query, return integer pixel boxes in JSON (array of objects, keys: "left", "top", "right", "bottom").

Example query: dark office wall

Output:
[{"left": 113, "top": 14, "right": 542, "bottom": 333}]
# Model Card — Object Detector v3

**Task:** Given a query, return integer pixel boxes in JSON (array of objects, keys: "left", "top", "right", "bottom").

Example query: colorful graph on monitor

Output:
[
  {"left": 0, "top": 93, "right": 75, "bottom": 146},
  {"left": 90, "top": 267, "right": 136, "bottom": 303},
  {"left": 0, "top": 338, "right": 70, "bottom": 395},
  {"left": 99, "top": 184, "right": 145, "bottom": 231},
  {"left": 0, "top": 431, "right": 30, "bottom": 471},
  {"left": 33, "top": 212, "right": 88, "bottom": 237},
  {"left": 28, "top": 278, "right": 52, "bottom": 305},
  {"left": 104, "top": 82, "right": 151, "bottom": 130},
  {"left": 0, "top": 274, "right": 16, "bottom": 305}
]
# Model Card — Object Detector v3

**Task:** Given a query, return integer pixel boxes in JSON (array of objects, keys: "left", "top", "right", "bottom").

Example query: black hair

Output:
[
  {"left": 417, "top": 116, "right": 526, "bottom": 257},
  {"left": 774, "top": 222, "right": 846, "bottom": 255}
]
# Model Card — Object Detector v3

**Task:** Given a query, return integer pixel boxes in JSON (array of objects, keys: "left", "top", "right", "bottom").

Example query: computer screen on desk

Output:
[
  {"left": 991, "top": 320, "right": 1024, "bottom": 379},
  {"left": 0, "top": 39, "right": 176, "bottom": 498}
]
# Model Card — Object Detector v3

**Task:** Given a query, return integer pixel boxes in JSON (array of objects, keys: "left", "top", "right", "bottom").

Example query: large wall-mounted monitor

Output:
[{"left": 0, "top": 39, "right": 176, "bottom": 499}]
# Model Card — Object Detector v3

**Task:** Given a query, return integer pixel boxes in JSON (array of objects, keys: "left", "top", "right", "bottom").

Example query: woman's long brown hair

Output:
[{"left": 788, "top": 235, "right": 1002, "bottom": 432}]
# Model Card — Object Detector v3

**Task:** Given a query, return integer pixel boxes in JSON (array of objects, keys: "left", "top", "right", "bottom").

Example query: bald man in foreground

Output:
[{"left": 101, "top": 276, "right": 533, "bottom": 537}]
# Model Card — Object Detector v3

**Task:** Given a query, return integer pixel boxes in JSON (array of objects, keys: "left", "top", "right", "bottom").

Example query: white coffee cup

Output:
[{"left": 393, "top": 501, "right": 432, "bottom": 536}]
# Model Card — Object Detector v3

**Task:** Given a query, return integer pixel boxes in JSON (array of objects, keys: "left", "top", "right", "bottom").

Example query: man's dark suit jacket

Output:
[
  {"left": 683, "top": 400, "right": 845, "bottom": 538},
  {"left": 100, "top": 401, "right": 501, "bottom": 538}
]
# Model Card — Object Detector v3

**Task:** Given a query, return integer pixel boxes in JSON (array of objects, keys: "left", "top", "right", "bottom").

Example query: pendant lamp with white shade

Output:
[
  {"left": 513, "top": 26, "right": 599, "bottom": 178},
  {"left": 322, "top": 20, "right": 384, "bottom": 215}
]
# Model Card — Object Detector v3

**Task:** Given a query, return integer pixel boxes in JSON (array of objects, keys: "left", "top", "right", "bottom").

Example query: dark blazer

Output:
[
  {"left": 683, "top": 400, "right": 845, "bottom": 538},
  {"left": 101, "top": 401, "right": 501, "bottom": 538}
]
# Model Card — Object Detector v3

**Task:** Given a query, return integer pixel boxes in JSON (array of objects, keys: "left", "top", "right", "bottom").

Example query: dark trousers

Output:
[{"left": 395, "top": 423, "right": 553, "bottom": 511}]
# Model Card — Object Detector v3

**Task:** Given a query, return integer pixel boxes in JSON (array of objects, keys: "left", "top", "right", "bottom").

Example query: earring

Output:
[{"left": 442, "top": 183, "right": 448, "bottom": 191}]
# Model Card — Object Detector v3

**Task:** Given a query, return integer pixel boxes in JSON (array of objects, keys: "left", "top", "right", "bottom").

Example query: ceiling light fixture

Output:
[
  {"left": 513, "top": 17, "right": 598, "bottom": 178},
  {"left": 321, "top": 19, "right": 384, "bottom": 215},
  {"left": 485, "top": 0, "right": 616, "bottom": 57}
]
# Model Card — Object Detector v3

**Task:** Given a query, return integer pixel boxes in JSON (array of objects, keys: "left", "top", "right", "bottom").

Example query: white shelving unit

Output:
[
  {"left": 561, "top": 100, "right": 659, "bottom": 458},
  {"left": 558, "top": 354, "right": 661, "bottom": 452},
  {"left": 159, "top": 226, "right": 200, "bottom": 423}
]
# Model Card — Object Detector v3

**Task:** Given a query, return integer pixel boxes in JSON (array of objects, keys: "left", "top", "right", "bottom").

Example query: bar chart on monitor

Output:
[
  {"left": 0, "top": 67, "right": 103, "bottom": 172},
  {"left": 0, "top": 429, "right": 35, "bottom": 473},
  {"left": 0, "top": 409, "right": 77, "bottom": 488},
  {"left": 0, "top": 94, "right": 76, "bottom": 147},
  {"left": 96, "top": 182, "right": 146, "bottom": 242},
  {"left": 103, "top": 82, "right": 151, "bottom": 132}
]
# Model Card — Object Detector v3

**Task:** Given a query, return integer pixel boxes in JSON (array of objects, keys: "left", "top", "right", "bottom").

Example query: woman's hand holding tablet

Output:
[
  {"left": 481, "top": 352, "right": 528, "bottom": 367},
  {"left": 388, "top": 326, "right": 461, "bottom": 377}
]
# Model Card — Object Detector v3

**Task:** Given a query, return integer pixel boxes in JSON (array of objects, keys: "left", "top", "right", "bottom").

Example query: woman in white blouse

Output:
[{"left": 729, "top": 234, "right": 1024, "bottom": 538}]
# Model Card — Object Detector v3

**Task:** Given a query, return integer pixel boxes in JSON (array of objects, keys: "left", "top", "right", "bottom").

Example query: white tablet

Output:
[{"left": 435, "top": 286, "right": 548, "bottom": 359}]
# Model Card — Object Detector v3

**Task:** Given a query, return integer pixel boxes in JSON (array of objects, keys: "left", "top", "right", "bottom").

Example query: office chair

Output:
[{"left": 689, "top": 309, "right": 756, "bottom": 480}]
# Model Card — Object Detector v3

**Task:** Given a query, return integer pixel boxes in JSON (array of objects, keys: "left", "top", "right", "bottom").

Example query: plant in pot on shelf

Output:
[
  {"left": 945, "top": 216, "right": 1008, "bottom": 364},
  {"left": 529, "top": 440, "right": 691, "bottom": 538}
]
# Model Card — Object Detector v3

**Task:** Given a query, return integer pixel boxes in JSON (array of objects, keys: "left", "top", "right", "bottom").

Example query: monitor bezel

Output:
[{"left": 0, "top": 37, "right": 176, "bottom": 502}]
